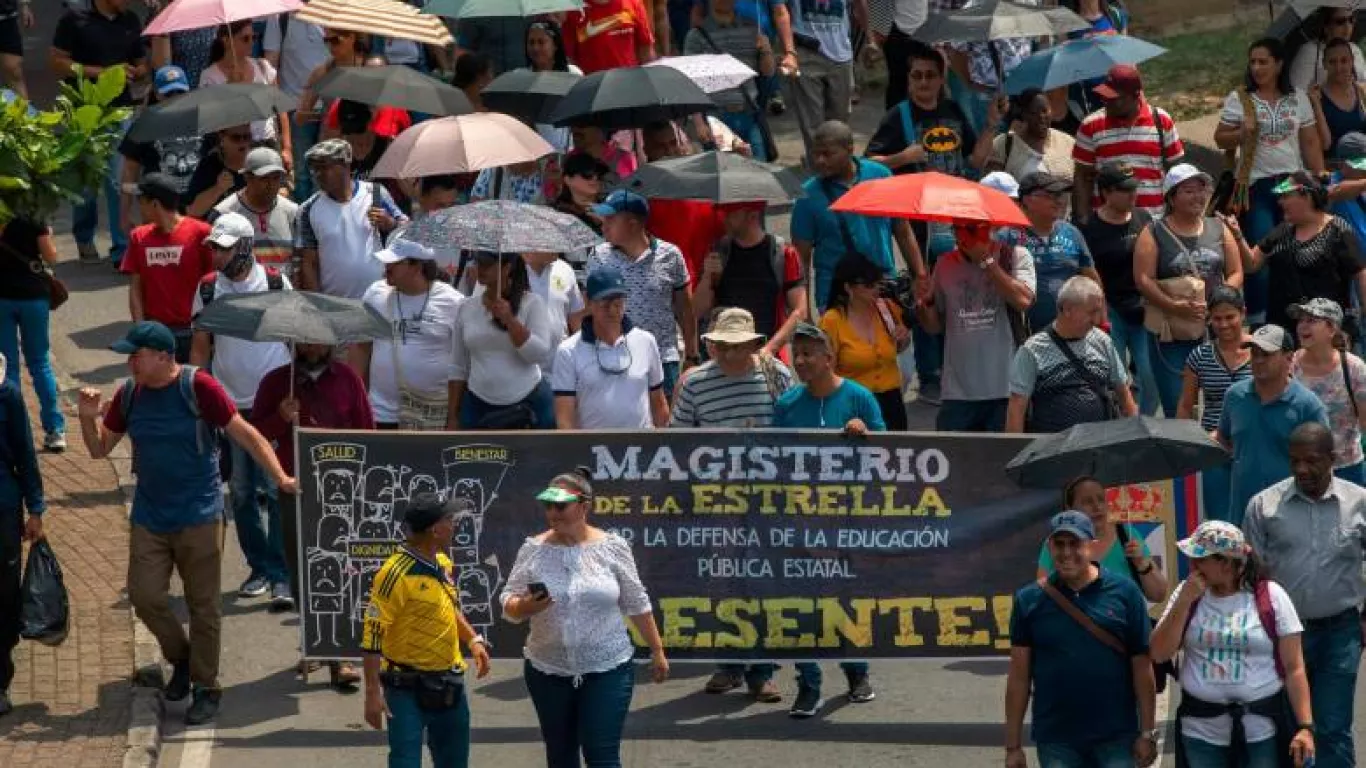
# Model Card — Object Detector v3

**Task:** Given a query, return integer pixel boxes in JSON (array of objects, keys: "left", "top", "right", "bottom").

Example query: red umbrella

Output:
[{"left": 829, "top": 171, "right": 1030, "bottom": 228}]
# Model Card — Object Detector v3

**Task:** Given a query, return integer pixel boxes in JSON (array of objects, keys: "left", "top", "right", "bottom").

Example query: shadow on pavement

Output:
[
  {"left": 942, "top": 659, "right": 1010, "bottom": 677},
  {"left": 0, "top": 678, "right": 132, "bottom": 745}
]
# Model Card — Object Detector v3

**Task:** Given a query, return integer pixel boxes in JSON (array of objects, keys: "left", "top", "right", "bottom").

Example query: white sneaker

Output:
[{"left": 44, "top": 432, "right": 66, "bottom": 453}]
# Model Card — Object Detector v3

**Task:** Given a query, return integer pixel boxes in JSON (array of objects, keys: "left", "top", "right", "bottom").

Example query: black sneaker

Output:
[
  {"left": 788, "top": 686, "right": 822, "bottom": 718},
  {"left": 184, "top": 687, "right": 221, "bottom": 725},
  {"left": 846, "top": 672, "right": 875, "bottom": 703},
  {"left": 164, "top": 660, "right": 191, "bottom": 702},
  {"left": 918, "top": 380, "right": 942, "bottom": 406}
]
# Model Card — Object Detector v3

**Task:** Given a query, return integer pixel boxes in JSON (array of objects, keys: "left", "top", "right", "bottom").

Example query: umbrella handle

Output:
[{"left": 289, "top": 340, "right": 295, "bottom": 402}]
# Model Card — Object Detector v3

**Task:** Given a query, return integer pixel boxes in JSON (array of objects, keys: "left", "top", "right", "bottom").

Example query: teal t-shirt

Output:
[
  {"left": 773, "top": 379, "right": 887, "bottom": 431},
  {"left": 1037, "top": 524, "right": 1151, "bottom": 586}
]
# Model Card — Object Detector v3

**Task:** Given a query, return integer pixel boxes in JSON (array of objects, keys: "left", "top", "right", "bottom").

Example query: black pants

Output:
[
  {"left": 0, "top": 506, "right": 22, "bottom": 691},
  {"left": 280, "top": 491, "right": 301, "bottom": 605},
  {"left": 873, "top": 388, "right": 908, "bottom": 431}
]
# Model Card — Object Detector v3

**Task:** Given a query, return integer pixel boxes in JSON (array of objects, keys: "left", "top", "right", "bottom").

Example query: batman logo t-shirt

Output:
[{"left": 865, "top": 98, "right": 977, "bottom": 178}]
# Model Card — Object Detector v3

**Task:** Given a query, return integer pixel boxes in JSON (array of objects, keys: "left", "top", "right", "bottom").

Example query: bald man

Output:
[{"left": 1244, "top": 421, "right": 1366, "bottom": 768}]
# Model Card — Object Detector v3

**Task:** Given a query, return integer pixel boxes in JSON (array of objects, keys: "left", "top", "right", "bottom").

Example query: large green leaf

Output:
[{"left": 93, "top": 66, "right": 127, "bottom": 107}]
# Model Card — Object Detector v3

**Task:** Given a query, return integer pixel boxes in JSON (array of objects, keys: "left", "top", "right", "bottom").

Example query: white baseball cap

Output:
[
  {"left": 205, "top": 212, "right": 255, "bottom": 248},
  {"left": 980, "top": 171, "right": 1020, "bottom": 199},
  {"left": 375, "top": 239, "right": 436, "bottom": 264},
  {"left": 1162, "top": 163, "right": 1214, "bottom": 195}
]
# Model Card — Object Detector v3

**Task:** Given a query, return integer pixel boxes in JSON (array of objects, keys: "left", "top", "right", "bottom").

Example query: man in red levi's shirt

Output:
[
  {"left": 121, "top": 173, "right": 214, "bottom": 363},
  {"left": 562, "top": 0, "right": 657, "bottom": 73}
]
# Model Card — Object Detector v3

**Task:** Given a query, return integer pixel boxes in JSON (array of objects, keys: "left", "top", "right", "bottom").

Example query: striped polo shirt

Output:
[
  {"left": 214, "top": 192, "right": 301, "bottom": 282},
  {"left": 1072, "top": 100, "right": 1185, "bottom": 217},
  {"left": 668, "top": 359, "right": 793, "bottom": 428}
]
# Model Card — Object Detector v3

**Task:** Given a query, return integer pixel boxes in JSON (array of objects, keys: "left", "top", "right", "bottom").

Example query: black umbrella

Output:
[
  {"left": 623, "top": 151, "right": 805, "bottom": 204},
  {"left": 913, "top": 0, "right": 1090, "bottom": 44},
  {"left": 481, "top": 69, "right": 581, "bottom": 123},
  {"left": 315, "top": 65, "right": 474, "bottom": 117},
  {"left": 548, "top": 66, "right": 715, "bottom": 132},
  {"left": 193, "top": 290, "right": 390, "bottom": 346},
  {"left": 1005, "top": 416, "right": 1230, "bottom": 489},
  {"left": 126, "top": 83, "right": 294, "bottom": 143}
]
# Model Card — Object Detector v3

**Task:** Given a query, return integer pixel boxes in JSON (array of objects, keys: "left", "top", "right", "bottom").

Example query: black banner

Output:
[{"left": 296, "top": 429, "right": 1057, "bottom": 661}]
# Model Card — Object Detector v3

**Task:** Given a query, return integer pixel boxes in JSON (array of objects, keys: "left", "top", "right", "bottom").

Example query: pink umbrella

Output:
[
  {"left": 370, "top": 113, "right": 555, "bottom": 179},
  {"left": 143, "top": 0, "right": 305, "bottom": 37}
]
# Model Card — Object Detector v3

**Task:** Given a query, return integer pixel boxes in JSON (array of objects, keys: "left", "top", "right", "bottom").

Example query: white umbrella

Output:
[
  {"left": 645, "top": 54, "right": 757, "bottom": 95},
  {"left": 370, "top": 113, "right": 554, "bottom": 179}
]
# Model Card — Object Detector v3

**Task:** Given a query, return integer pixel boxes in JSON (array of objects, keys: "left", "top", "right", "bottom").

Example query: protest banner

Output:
[{"left": 295, "top": 428, "right": 1195, "bottom": 662}]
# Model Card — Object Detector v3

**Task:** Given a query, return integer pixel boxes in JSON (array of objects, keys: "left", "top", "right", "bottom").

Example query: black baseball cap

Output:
[
  {"left": 137, "top": 173, "right": 181, "bottom": 208},
  {"left": 402, "top": 492, "right": 458, "bottom": 533},
  {"left": 1096, "top": 162, "right": 1139, "bottom": 192},
  {"left": 1018, "top": 171, "right": 1073, "bottom": 196}
]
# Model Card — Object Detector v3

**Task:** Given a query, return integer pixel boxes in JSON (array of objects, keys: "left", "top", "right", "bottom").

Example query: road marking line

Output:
[{"left": 169, "top": 723, "right": 216, "bottom": 768}]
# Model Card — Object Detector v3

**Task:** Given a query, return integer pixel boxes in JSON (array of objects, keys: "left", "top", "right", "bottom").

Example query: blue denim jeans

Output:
[
  {"left": 1241, "top": 176, "right": 1286, "bottom": 325},
  {"left": 229, "top": 409, "right": 286, "bottom": 584},
  {"left": 1301, "top": 610, "right": 1362, "bottom": 768},
  {"left": 73, "top": 116, "right": 130, "bottom": 262},
  {"left": 1036, "top": 736, "right": 1136, "bottom": 768},
  {"left": 1148, "top": 335, "right": 1200, "bottom": 417},
  {"left": 935, "top": 399, "right": 1007, "bottom": 432},
  {"left": 1181, "top": 735, "right": 1278, "bottom": 768},
  {"left": 524, "top": 659, "right": 635, "bottom": 768},
  {"left": 662, "top": 360, "right": 680, "bottom": 401},
  {"left": 383, "top": 682, "right": 471, "bottom": 768},
  {"left": 1201, "top": 464, "right": 1233, "bottom": 524},
  {"left": 291, "top": 114, "right": 320, "bottom": 203},
  {"left": 794, "top": 662, "right": 868, "bottom": 693},
  {"left": 0, "top": 298, "right": 64, "bottom": 435},
  {"left": 717, "top": 663, "right": 777, "bottom": 685},
  {"left": 458, "top": 378, "right": 556, "bottom": 430},
  {"left": 1107, "top": 309, "right": 1158, "bottom": 416}
]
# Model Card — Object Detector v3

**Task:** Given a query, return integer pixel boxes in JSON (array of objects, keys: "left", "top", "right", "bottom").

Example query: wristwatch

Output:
[
  {"left": 469, "top": 634, "right": 489, "bottom": 649},
  {"left": 1138, "top": 562, "right": 1155, "bottom": 576},
  {"left": 1296, "top": 723, "right": 1315, "bottom": 734},
  {"left": 978, "top": 255, "right": 996, "bottom": 271},
  {"left": 1142, "top": 728, "right": 1161, "bottom": 741}
]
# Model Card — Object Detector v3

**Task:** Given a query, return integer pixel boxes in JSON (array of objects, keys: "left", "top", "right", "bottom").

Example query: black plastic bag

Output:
[{"left": 19, "top": 539, "right": 69, "bottom": 647}]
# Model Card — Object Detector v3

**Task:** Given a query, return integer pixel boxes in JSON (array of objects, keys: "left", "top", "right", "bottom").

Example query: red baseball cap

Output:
[{"left": 1093, "top": 64, "right": 1143, "bottom": 100}]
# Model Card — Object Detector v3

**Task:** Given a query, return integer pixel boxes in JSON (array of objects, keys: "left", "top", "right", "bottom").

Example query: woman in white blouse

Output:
[
  {"left": 450, "top": 252, "right": 556, "bottom": 429},
  {"left": 502, "top": 469, "right": 668, "bottom": 768},
  {"left": 1151, "top": 521, "right": 1315, "bottom": 768},
  {"left": 198, "top": 21, "right": 292, "bottom": 161}
]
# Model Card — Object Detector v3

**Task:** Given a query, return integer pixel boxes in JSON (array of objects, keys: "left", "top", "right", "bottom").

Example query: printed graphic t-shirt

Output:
[
  {"left": 866, "top": 98, "right": 977, "bottom": 178},
  {"left": 562, "top": 0, "right": 655, "bottom": 73},
  {"left": 120, "top": 217, "right": 215, "bottom": 328},
  {"left": 1159, "top": 582, "right": 1301, "bottom": 746}
]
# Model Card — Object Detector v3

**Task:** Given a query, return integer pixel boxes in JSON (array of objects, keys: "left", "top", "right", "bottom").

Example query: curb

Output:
[{"left": 52, "top": 370, "right": 165, "bottom": 768}]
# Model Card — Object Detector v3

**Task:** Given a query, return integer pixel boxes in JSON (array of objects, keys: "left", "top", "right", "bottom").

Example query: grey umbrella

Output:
[
  {"left": 126, "top": 83, "right": 295, "bottom": 143},
  {"left": 1005, "top": 416, "right": 1230, "bottom": 489},
  {"left": 193, "top": 291, "right": 390, "bottom": 346},
  {"left": 913, "top": 0, "right": 1090, "bottom": 44},
  {"left": 401, "top": 201, "right": 603, "bottom": 254},
  {"left": 314, "top": 65, "right": 474, "bottom": 118},
  {"left": 623, "top": 151, "right": 805, "bottom": 204},
  {"left": 548, "top": 66, "right": 715, "bottom": 132},
  {"left": 481, "top": 69, "right": 582, "bottom": 123}
]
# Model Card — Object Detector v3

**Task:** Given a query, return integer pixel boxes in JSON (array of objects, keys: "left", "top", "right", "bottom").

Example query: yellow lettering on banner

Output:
[
  {"left": 850, "top": 486, "right": 882, "bottom": 516},
  {"left": 314, "top": 444, "right": 359, "bottom": 461},
  {"left": 661, "top": 597, "right": 713, "bottom": 648},
  {"left": 992, "top": 595, "right": 1014, "bottom": 650},
  {"left": 816, "top": 485, "right": 844, "bottom": 516},
  {"left": 722, "top": 485, "right": 750, "bottom": 514},
  {"left": 818, "top": 598, "right": 875, "bottom": 647},
  {"left": 763, "top": 598, "right": 815, "bottom": 648},
  {"left": 935, "top": 597, "right": 990, "bottom": 647},
  {"left": 919, "top": 486, "right": 950, "bottom": 517},
  {"left": 692, "top": 485, "right": 718, "bottom": 513},
  {"left": 754, "top": 484, "right": 784, "bottom": 514},
  {"left": 785, "top": 486, "right": 814, "bottom": 516},
  {"left": 714, "top": 598, "right": 760, "bottom": 648},
  {"left": 876, "top": 597, "right": 932, "bottom": 646},
  {"left": 879, "top": 485, "right": 913, "bottom": 516}
]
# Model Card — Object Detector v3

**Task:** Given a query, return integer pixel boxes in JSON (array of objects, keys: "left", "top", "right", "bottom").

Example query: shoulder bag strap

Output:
[
  {"left": 819, "top": 176, "right": 860, "bottom": 257},
  {"left": 1253, "top": 580, "right": 1285, "bottom": 679},
  {"left": 1046, "top": 326, "right": 1114, "bottom": 405},
  {"left": 1342, "top": 350, "right": 1360, "bottom": 419},
  {"left": 1151, "top": 102, "right": 1168, "bottom": 170},
  {"left": 1037, "top": 577, "right": 1127, "bottom": 655}
]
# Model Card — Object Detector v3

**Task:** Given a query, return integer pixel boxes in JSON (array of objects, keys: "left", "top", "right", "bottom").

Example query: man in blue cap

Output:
[
  {"left": 552, "top": 264, "right": 669, "bottom": 429},
  {"left": 76, "top": 321, "right": 297, "bottom": 726},
  {"left": 1004, "top": 511, "right": 1158, "bottom": 768},
  {"left": 586, "top": 189, "right": 698, "bottom": 398}
]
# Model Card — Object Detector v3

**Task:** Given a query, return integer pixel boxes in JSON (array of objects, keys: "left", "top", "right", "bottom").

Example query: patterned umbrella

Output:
[
  {"left": 402, "top": 202, "right": 602, "bottom": 254},
  {"left": 294, "top": 0, "right": 454, "bottom": 46},
  {"left": 645, "top": 54, "right": 757, "bottom": 95}
]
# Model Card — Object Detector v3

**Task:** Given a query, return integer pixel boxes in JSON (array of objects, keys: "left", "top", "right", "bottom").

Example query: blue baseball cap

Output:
[
  {"left": 591, "top": 189, "right": 649, "bottom": 219},
  {"left": 154, "top": 65, "right": 191, "bottom": 96},
  {"left": 110, "top": 321, "right": 177, "bottom": 355},
  {"left": 1048, "top": 510, "right": 1097, "bottom": 541},
  {"left": 585, "top": 265, "right": 629, "bottom": 301}
]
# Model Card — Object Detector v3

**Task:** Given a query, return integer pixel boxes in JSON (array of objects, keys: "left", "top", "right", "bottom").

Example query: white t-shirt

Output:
[
  {"left": 551, "top": 324, "right": 663, "bottom": 429},
  {"left": 1160, "top": 582, "right": 1303, "bottom": 746},
  {"left": 198, "top": 58, "right": 280, "bottom": 141},
  {"left": 452, "top": 291, "right": 554, "bottom": 405},
  {"left": 1289, "top": 40, "right": 1366, "bottom": 93},
  {"left": 526, "top": 259, "right": 584, "bottom": 373},
  {"left": 189, "top": 264, "right": 293, "bottom": 409},
  {"left": 1220, "top": 90, "right": 1316, "bottom": 182},
  {"left": 362, "top": 280, "right": 465, "bottom": 423},
  {"left": 298, "top": 182, "right": 397, "bottom": 300}
]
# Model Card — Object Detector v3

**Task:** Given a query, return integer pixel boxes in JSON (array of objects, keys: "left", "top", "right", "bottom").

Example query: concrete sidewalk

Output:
[{"left": 0, "top": 374, "right": 141, "bottom": 768}]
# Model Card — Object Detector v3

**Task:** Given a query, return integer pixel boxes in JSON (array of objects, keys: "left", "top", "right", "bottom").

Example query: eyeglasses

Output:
[{"left": 595, "top": 342, "right": 632, "bottom": 375}]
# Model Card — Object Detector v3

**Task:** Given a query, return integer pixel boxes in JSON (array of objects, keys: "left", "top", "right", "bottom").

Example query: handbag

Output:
[
  {"left": 1209, "top": 90, "right": 1259, "bottom": 216},
  {"left": 389, "top": 290, "right": 449, "bottom": 430},
  {"left": 1142, "top": 222, "right": 1207, "bottom": 343},
  {"left": 0, "top": 237, "right": 68, "bottom": 311}
]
